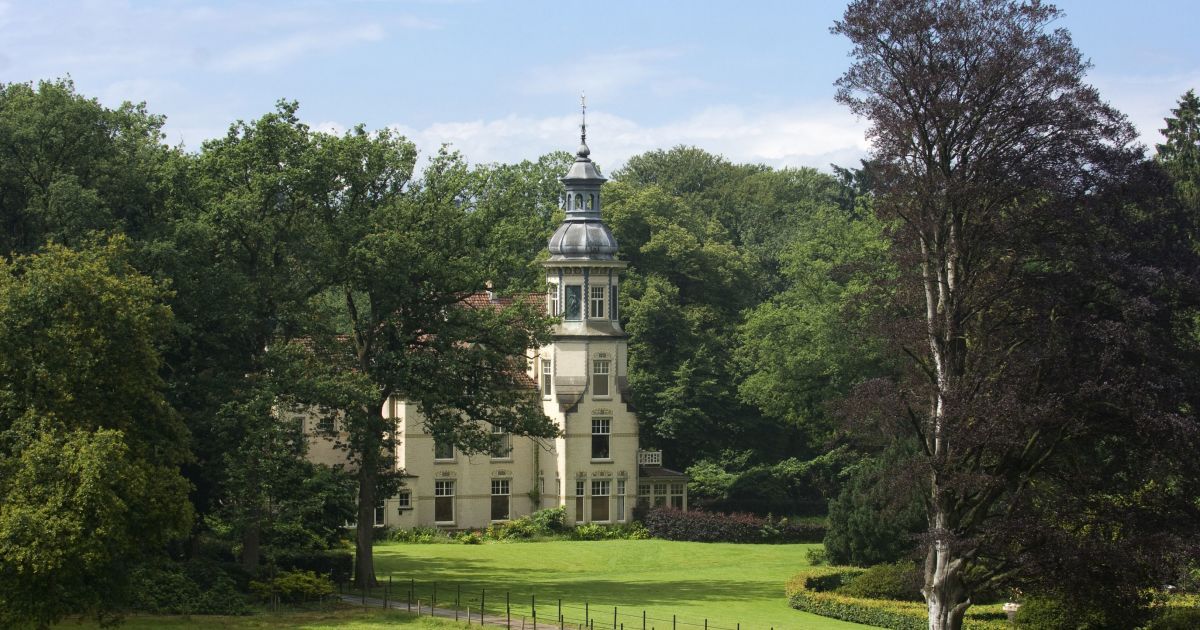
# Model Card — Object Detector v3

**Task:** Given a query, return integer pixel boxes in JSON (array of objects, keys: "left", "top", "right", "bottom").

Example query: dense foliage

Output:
[
  {"left": 643, "top": 507, "right": 825, "bottom": 543},
  {"left": 832, "top": 1, "right": 1200, "bottom": 627}
]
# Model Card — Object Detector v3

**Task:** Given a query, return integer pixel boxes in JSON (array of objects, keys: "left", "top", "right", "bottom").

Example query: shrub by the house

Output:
[{"left": 645, "top": 507, "right": 825, "bottom": 543}]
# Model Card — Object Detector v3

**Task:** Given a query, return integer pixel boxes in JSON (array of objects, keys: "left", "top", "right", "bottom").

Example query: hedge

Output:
[
  {"left": 786, "top": 566, "right": 1008, "bottom": 630},
  {"left": 645, "top": 507, "right": 825, "bottom": 543}
]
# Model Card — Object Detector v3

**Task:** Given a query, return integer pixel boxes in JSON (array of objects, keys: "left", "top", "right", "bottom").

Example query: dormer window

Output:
[{"left": 589, "top": 286, "right": 606, "bottom": 319}]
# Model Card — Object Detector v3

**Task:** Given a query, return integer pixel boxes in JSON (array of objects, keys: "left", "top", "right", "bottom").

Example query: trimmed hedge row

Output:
[
  {"left": 786, "top": 566, "right": 1008, "bottom": 630},
  {"left": 644, "top": 507, "right": 826, "bottom": 543}
]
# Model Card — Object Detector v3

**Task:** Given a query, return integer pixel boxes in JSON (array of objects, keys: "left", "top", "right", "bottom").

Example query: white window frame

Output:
[
  {"left": 374, "top": 499, "right": 386, "bottom": 527},
  {"left": 670, "top": 482, "right": 686, "bottom": 509},
  {"left": 491, "top": 479, "right": 511, "bottom": 521},
  {"left": 575, "top": 480, "right": 586, "bottom": 523},
  {"left": 591, "top": 479, "right": 611, "bottom": 523},
  {"left": 548, "top": 283, "right": 559, "bottom": 316},
  {"left": 589, "top": 285, "right": 605, "bottom": 319},
  {"left": 490, "top": 424, "right": 512, "bottom": 460},
  {"left": 616, "top": 479, "right": 626, "bottom": 522},
  {"left": 397, "top": 489, "right": 411, "bottom": 510},
  {"left": 541, "top": 359, "right": 553, "bottom": 397},
  {"left": 592, "top": 359, "right": 610, "bottom": 398},
  {"left": 591, "top": 417, "right": 611, "bottom": 460},
  {"left": 434, "top": 480, "right": 455, "bottom": 524}
]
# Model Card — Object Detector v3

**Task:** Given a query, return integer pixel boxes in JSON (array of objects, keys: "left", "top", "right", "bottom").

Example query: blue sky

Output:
[{"left": 2, "top": 0, "right": 1197, "bottom": 172}]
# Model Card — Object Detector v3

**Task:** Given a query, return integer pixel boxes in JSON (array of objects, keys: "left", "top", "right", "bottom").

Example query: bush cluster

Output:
[
  {"left": 785, "top": 566, "right": 1008, "bottom": 630},
  {"left": 272, "top": 549, "right": 354, "bottom": 585},
  {"left": 387, "top": 507, "right": 650, "bottom": 544},
  {"left": 249, "top": 570, "right": 336, "bottom": 604},
  {"left": 128, "top": 560, "right": 249, "bottom": 615},
  {"left": 835, "top": 561, "right": 923, "bottom": 602},
  {"left": 644, "top": 507, "right": 825, "bottom": 543}
]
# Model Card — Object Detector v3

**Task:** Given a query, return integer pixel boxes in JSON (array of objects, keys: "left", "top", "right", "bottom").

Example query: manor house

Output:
[{"left": 306, "top": 125, "right": 688, "bottom": 530}]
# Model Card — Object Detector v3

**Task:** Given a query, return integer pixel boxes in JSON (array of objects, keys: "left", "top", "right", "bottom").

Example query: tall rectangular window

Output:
[
  {"left": 671, "top": 482, "right": 686, "bottom": 509},
  {"left": 589, "top": 286, "right": 606, "bottom": 319},
  {"left": 575, "top": 480, "right": 585, "bottom": 523},
  {"left": 653, "top": 482, "right": 667, "bottom": 508},
  {"left": 592, "top": 359, "right": 610, "bottom": 397},
  {"left": 564, "top": 285, "right": 582, "bottom": 320},
  {"left": 374, "top": 499, "right": 386, "bottom": 527},
  {"left": 610, "top": 284, "right": 618, "bottom": 320},
  {"left": 491, "top": 479, "right": 510, "bottom": 521},
  {"left": 616, "top": 479, "right": 626, "bottom": 522},
  {"left": 637, "top": 483, "right": 651, "bottom": 509},
  {"left": 591, "top": 417, "right": 611, "bottom": 459},
  {"left": 591, "top": 480, "right": 611, "bottom": 522},
  {"left": 435, "top": 480, "right": 455, "bottom": 523},
  {"left": 434, "top": 439, "right": 454, "bottom": 461},
  {"left": 541, "top": 359, "right": 552, "bottom": 396},
  {"left": 490, "top": 424, "right": 512, "bottom": 459},
  {"left": 548, "top": 283, "right": 559, "bottom": 316}
]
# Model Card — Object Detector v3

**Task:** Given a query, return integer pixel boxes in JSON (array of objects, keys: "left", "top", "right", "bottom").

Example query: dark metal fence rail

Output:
[{"left": 337, "top": 575, "right": 779, "bottom": 630}]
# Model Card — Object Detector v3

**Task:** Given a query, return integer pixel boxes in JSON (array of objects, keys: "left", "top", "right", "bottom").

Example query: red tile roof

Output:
[{"left": 461, "top": 291, "right": 547, "bottom": 315}]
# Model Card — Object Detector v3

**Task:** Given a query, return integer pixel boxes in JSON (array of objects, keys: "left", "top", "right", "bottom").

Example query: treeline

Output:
[
  {"left": 0, "top": 78, "right": 881, "bottom": 626},
  {"left": 2, "top": 65, "right": 1199, "bottom": 628}
]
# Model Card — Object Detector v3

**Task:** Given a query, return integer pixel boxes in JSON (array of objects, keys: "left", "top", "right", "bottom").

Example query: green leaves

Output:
[{"left": 0, "top": 242, "right": 191, "bottom": 627}]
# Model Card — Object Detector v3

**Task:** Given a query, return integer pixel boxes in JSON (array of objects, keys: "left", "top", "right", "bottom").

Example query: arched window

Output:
[
  {"left": 575, "top": 193, "right": 583, "bottom": 209},
  {"left": 587, "top": 194, "right": 594, "bottom": 210}
]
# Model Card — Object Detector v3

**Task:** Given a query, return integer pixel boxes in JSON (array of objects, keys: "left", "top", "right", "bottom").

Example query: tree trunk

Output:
[
  {"left": 923, "top": 505, "right": 970, "bottom": 630},
  {"left": 354, "top": 460, "right": 379, "bottom": 588}
]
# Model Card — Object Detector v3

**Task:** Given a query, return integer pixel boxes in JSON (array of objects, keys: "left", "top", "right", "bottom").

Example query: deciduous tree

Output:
[{"left": 832, "top": 1, "right": 1200, "bottom": 627}]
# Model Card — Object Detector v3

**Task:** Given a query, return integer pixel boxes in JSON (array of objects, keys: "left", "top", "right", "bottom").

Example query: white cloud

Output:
[
  {"left": 374, "top": 104, "right": 869, "bottom": 172},
  {"left": 521, "top": 48, "right": 709, "bottom": 101},
  {"left": 213, "top": 24, "right": 387, "bottom": 72}
]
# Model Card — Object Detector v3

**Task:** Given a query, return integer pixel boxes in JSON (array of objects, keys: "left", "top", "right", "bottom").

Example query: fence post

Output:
[
  {"left": 643, "top": 611, "right": 646, "bottom": 630},
  {"left": 558, "top": 598, "right": 562, "bottom": 625},
  {"left": 482, "top": 588, "right": 487, "bottom": 625},
  {"left": 458, "top": 583, "right": 462, "bottom": 609},
  {"left": 533, "top": 594, "right": 537, "bottom": 627},
  {"left": 507, "top": 591, "right": 511, "bottom": 628},
  {"left": 586, "top": 602, "right": 589, "bottom": 626},
  {"left": 704, "top": 620, "right": 708, "bottom": 630},
  {"left": 614, "top": 606, "right": 617, "bottom": 629},
  {"left": 672, "top": 615, "right": 676, "bottom": 630},
  {"left": 433, "top": 581, "right": 438, "bottom": 609}
]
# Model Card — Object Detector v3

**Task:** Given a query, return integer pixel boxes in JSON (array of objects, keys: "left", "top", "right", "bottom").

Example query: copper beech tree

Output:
[{"left": 833, "top": 1, "right": 1200, "bottom": 628}]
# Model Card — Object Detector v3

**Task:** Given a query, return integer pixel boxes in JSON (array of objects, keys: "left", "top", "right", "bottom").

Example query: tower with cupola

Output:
[{"left": 536, "top": 97, "right": 642, "bottom": 524}]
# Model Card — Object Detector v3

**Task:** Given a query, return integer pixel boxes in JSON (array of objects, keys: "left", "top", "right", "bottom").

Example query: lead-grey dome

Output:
[{"left": 548, "top": 220, "right": 619, "bottom": 260}]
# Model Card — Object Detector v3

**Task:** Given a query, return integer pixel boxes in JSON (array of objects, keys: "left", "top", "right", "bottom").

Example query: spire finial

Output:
[
  {"left": 580, "top": 92, "right": 587, "bottom": 145},
  {"left": 576, "top": 92, "right": 591, "bottom": 159}
]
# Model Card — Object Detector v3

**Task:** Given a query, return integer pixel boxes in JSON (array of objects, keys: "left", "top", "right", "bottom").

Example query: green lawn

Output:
[
  {"left": 57, "top": 606, "right": 465, "bottom": 629},
  {"left": 367, "top": 540, "right": 876, "bottom": 630}
]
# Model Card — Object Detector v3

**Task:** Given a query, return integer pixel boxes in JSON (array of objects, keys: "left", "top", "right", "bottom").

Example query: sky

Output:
[{"left": 1, "top": 0, "right": 1198, "bottom": 173}]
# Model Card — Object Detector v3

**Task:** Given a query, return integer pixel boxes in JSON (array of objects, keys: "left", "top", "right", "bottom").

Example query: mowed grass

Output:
[
  {"left": 57, "top": 605, "right": 467, "bottom": 629},
  {"left": 370, "top": 540, "right": 876, "bottom": 630}
]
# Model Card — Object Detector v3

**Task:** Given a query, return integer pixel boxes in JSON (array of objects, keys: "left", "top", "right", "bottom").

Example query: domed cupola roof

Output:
[{"left": 548, "top": 96, "right": 619, "bottom": 261}]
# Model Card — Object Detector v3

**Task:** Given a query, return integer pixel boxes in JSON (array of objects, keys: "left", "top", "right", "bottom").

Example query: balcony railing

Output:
[{"left": 637, "top": 450, "right": 662, "bottom": 466}]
